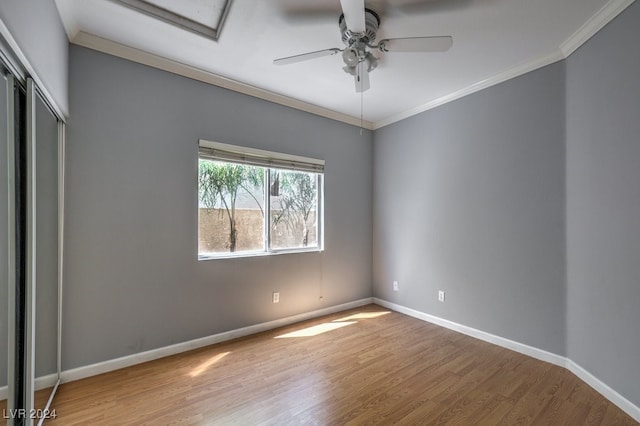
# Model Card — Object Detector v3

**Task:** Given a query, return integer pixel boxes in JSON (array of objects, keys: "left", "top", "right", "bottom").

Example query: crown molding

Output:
[
  {"left": 71, "top": 31, "right": 374, "bottom": 130},
  {"left": 560, "top": 0, "right": 636, "bottom": 57},
  {"left": 372, "top": 50, "right": 565, "bottom": 129},
  {"left": 374, "top": 0, "right": 636, "bottom": 129},
  {"left": 67, "top": 0, "right": 634, "bottom": 131}
]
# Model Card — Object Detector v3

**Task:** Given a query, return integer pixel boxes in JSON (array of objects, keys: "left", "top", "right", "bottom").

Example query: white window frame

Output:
[{"left": 198, "top": 140, "right": 324, "bottom": 260}]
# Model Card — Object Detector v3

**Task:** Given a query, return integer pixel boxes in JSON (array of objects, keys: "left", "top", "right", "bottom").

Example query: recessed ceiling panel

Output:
[{"left": 116, "top": 0, "right": 232, "bottom": 40}]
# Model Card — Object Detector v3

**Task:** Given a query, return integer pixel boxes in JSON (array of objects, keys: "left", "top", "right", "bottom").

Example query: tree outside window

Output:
[
  {"left": 270, "top": 170, "right": 318, "bottom": 249},
  {"left": 198, "top": 159, "right": 322, "bottom": 257}
]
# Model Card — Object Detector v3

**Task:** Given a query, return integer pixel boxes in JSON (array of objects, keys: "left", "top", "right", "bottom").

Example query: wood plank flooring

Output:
[
  {"left": 1, "top": 386, "right": 54, "bottom": 425},
  {"left": 2, "top": 304, "right": 637, "bottom": 425}
]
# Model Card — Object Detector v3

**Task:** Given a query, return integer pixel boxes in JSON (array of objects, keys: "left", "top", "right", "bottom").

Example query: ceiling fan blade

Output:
[
  {"left": 395, "top": 0, "right": 476, "bottom": 15},
  {"left": 273, "top": 48, "right": 341, "bottom": 66},
  {"left": 379, "top": 36, "right": 453, "bottom": 52},
  {"left": 355, "top": 61, "right": 370, "bottom": 92},
  {"left": 339, "top": 0, "right": 366, "bottom": 33}
]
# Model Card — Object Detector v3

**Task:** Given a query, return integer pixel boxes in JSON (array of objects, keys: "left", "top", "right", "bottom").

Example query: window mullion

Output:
[{"left": 317, "top": 174, "right": 323, "bottom": 250}]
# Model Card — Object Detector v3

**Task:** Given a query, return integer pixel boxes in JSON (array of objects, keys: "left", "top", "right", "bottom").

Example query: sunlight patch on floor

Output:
[
  {"left": 275, "top": 321, "right": 356, "bottom": 338},
  {"left": 189, "top": 351, "right": 230, "bottom": 377},
  {"left": 333, "top": 311, "right": 391, "bottom": 322}
]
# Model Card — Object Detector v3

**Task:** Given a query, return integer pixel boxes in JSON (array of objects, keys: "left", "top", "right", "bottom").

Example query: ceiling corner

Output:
[
  {"left": 54, "top": 0, "right": 81, "bottom": 40},
  {"left": 560, "top": 0, "right": 636, "bottom": 57}
]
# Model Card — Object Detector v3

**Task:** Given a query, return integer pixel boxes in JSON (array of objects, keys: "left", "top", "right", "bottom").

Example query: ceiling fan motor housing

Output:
[
  {"left": 339, "top": 8, "right": 380, "bottom": 46},
  {"left": 273, "top": 4, "right": 452, "bottom": 93}
]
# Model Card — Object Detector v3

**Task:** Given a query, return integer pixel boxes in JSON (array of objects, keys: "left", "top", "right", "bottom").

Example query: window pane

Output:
[
  {"left": 269, "top": 169, "right": 319, "bottom": 250},
  {"left": 198, "top": 159, "right": 265, "bottom": 255}
]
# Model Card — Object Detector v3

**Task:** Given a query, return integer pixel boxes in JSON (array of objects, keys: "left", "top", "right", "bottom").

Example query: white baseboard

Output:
[
  {"left": 373, "top": 297, "right": 640, "bottom": 423},
  {"left": 61, "top": 297, "right": 373, "bottom": 384},
  {"left": 35, "top": 373, "right": 59, "bottom": 391},
  {"left": 372, "top": 298, "right": 565, "bottom": 367},
  {"left": 0, "top": 373, "right": 59, "bottom": 401},
  {"left": 5, "top": 297, "right": 638, "bottom": 423},
  {"left": 566, "top": 359, "right": 640, "bottom": 422}
]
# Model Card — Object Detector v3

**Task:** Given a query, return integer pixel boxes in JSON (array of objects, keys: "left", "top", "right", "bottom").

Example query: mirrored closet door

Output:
[
  {"left": 33, "top": 79, "right": 62, "bottom": 422},
  {"left": 2, "top": 50, "right": 64, "bottom": 425},
  {"left": 1, "top": 64, "right": 11, "bottom": 423}
]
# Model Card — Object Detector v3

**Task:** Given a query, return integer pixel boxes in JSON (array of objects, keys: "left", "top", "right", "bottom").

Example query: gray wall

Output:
[
  {"left": 373, "top": 62, "right": 567, "bottom": 355},
  {"left": 63, "top": 45, "right": 372, "bottom": 369},
  {"left": 46, "top": 0, "right": 640, "bottom": 411},
  {"left": 566, "top": 1, "right": 640, "bottom": 408},
  {"left": 373, "top": 0, "right": 640, "bottom": 409},
  {"left": 0, "top": 0, "right": 69, "bottom": 116}
]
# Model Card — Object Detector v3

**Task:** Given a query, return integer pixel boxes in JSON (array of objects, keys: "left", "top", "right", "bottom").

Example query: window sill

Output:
[{"left": 198, "top": 247, "right": 323, "bottom": 261}]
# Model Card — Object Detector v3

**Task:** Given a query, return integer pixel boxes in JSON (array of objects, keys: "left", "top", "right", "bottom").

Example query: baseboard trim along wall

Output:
[
  {"left": 372, "top": 297, "right": 640, "bottom": 423},
  {"left": 0, "top": 373, "right": 58, "bottom": 401},
  {"left": 372, "top": 298, "right": 566, "bottom": 367},
  {"left": 59, "top": 298, "right": 374, "bottom": 384},
  {"left": 5, "top": 297, "right": 637, "bottom": 422},
  {"left": 566, "top": 359, "right": 640, "bottom": 423}
]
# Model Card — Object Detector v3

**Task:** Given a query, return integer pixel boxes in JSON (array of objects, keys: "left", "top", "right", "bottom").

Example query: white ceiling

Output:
[{"left": 54, "top": 0, "right": 633, "bottom": 128}]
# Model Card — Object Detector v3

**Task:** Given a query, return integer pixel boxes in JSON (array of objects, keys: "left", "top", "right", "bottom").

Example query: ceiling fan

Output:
[{"left": 273, "top": 0, "right": 453, "bottom": 93}]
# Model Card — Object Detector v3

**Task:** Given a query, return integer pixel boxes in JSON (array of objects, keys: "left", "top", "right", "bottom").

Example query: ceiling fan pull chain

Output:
[{"left": 360, "top": 86, "right": 364, "bottom": 135}]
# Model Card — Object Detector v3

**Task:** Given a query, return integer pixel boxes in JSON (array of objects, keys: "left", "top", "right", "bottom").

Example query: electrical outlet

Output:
[
  {"left": 393, "top": 281, "right": 399, "bottom": 291},
  {"left": 272, "top": 292, "right": 280, "bottom": 304},
  {"left": 438, "top": 290, "right": 445, "bottom": 303}
]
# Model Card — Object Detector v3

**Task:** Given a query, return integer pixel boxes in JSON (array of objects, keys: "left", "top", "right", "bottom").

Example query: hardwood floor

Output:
[
  {"left": 2, "top": 304, "right": 638, "bottom": 425},
  {"left": 1, "top": 386, "right": 54, "bottom": 425}
]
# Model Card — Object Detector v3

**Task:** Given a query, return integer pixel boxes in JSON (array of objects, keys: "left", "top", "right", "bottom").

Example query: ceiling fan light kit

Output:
[{"left": 273, "top": 0, "right": 453, "bottom": 93}]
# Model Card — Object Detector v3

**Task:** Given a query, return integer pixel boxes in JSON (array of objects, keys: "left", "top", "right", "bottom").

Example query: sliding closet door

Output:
[
  {"left": 3, "top": 71, "right": 27, "bottom": 423},
  {"left": 3, "top": 69, "right": 28, "bottom": 425},
  {"left": 33, "top": 87, "right": 59, "bottom": 412},
  {"left": 1, "top": 55, "right": 64, "bottom": 424},
  {"left": 1, "top": 70, "right": 9, "bottom": 408},
  {"left": 6, "top": 77, "right": 62, "bottom": 425}
]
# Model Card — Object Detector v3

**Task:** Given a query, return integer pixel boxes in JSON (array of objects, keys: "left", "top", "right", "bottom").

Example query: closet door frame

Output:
[
  {"left": 6, "top": 71, "right": 17, "bottom": 425},
  {"left": 24, "top": 77, "right": 36, "bottom": 426},
  {"left": 25, "top": 78, "right": 65, "bottom": 426},
  {"left": 3, "top": 52, "right": 65, "bottom": 426}
]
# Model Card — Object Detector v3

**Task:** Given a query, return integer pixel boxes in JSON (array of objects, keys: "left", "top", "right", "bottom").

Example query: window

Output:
[{"left": 198, "top": 140, "right": 324, "bottom": 259}]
